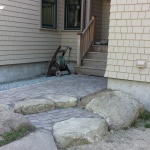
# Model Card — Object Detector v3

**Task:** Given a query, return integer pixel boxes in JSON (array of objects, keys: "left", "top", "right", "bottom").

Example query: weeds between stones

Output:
[
  {"left": 0, "top": 125, "right": 35, "bottom": 147},
  {"left": 131, "top": 111, "right": 150, "bottom": 128}
]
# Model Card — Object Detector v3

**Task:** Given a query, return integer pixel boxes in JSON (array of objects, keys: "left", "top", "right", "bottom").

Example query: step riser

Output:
[
  {"left": 89, "top": 46, "right": 108, "bottom": 53},
  {"left": 82, "top": 60, "right": 107, "bottom": 68},
  {"left": 85, "top": 53, "right": 107, "bottom": 60},
  {"left": 75, "top": 67, "right": 105, "bottom": 77}
]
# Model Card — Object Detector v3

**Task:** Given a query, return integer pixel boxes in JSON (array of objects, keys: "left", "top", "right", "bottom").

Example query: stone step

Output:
[
  {"left": 82, "top": 59, "right": 107, "bottom": 68},
  {"left": 84, "top": 52, "right": 107, "bottom": 60},
  {"left": 75, "top": 66, "right": 105, "bottom": 77},
  {"left": 53, "top": 118, "right": 108, "bottom": 149},
  {"left": 89, "top": 45, "right": 108, "bottom": 52},
  {"left": 13, "top": 95, "right": 78, "bottom": 115}
]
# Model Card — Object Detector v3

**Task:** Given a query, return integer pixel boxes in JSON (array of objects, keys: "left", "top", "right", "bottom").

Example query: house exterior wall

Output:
[
  {"left": 0, "top": 0, "right": 61, "bottom": 66},
  {"left": 91, "top": 0, "right": 110, "bottom": 41},
  {"left": 0, "top": 0, "right": 92, "bottom": 82},
  {"left": 92, "top": 0, "right": 103, "bottom": 41},
  {"left": 0, "top": 0, "right": 91, "bottom": 67},
  {"left": 105, "top": 0, "right": 150, "bottom": 83},
  {"left": 59, "top": 0, "right": 92, "bottom": 62},
  {"left": 105, "top": 0, "right": 150, "bottom": 111},
  {"left": 100, "top": 0, "right": 111, "bottom": 40}
]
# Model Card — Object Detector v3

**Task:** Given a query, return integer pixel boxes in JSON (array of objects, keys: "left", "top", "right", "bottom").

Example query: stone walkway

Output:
[
  {"left": 0, "top": 75, "right": 107, "bottom": 131},
  {"left": 0, "top": 75, "right": 107, "bottom": 104},
  {"left": 26, "top": 108, "right": 101, "bottom": 131}
]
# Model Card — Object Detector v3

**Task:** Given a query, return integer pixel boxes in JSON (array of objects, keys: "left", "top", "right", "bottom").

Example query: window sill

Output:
[
  {"left": 40, "top": 28, "right": 59, "bottom": 32},
  {"left": 61, "top": 29, "right": 82, "bottom": 32}
]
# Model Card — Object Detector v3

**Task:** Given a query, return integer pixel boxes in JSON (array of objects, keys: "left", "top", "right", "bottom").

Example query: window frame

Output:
[
  {"left": 41, "top": 0, "right": 57, "bottom": 29},
  {"left": 64, "top": 0, "right": 82, "bottom": 30}
]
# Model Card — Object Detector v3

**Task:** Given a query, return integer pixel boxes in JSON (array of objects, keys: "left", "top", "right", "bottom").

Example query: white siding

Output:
[
  {"left": 0, "top": 0, "right": 61, "bottom": 65},
  {"left": 105, "top": 0, "right": 150, "bottom": 83},
  {"left": 0, "top": 0, "right": 94, "bottom": 65},
  {"left": 92, "top": 0, "right": 103, "bottom": 41},
  {"left": 59, "top": 0, "right": 86, "bottom": 62},
  {"left": 101, "top": 0, "right": 111, "bottom": 40},
  {"left": 91, "top": 0, "right": 110, "bottom": 41}
]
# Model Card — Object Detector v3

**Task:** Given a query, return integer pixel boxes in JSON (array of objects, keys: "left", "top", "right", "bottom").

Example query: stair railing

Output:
[{"left": 77, "top": 16, "right": 95, "bottom": 67}]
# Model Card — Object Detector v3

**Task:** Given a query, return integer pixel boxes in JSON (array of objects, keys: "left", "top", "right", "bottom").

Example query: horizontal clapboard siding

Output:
[
  {"left": 92, "top": 0, "right": 103, "bottom": 41},
  {"left": 101, "top": 0, "right": 110, "bottom": 40},
  {"left": 0, "top": 0, "right": 61, "bottom": 65},
  {"left": 0, "top": 0, "right": 93, "bottom": 65},
  {"left": 59, "top": 0, "right": 91, "bottom": 62}
]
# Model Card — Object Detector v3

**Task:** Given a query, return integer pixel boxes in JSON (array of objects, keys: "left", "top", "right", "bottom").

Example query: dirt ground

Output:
[{"left": 67, "top": 127, "right": 150, "bottom": 150}]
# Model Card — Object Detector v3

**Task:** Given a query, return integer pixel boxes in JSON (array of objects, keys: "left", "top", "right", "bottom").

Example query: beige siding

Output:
[
  {"left": 85, "top": 0, "right": 91, "bottom": 27},
  {"left": 61, "top": 32, "right": 78, "bottom": 62},
  {"left": 105, "top": 0, "right": 150, "bottom": 83},
  {"left": 92, "top": 0, "right": 103, "bottom": 41},
  {"left": 91, "top": 0, "right": 110, "bottom": 41},
  {"left": 57, "top": 0, "right": 77, "bottom": 62},
  {"left": 0, "top": 0, "right": 61, "bottom": 65},
  {"left": 59, "top": 0, "right": 90, "bottom": 62},
  {"left": 101, "top": 0, "right": 111, "bottom": 40},
  {"left": 0, "top": 0, "right": 96, "bottom": 65}
]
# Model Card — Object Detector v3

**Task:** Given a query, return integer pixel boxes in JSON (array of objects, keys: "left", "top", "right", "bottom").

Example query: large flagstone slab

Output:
[
  {"left": 86, "top": 90, "right": 145, "bottom": 130},
  {"left": 14, "top": 98, "right": 55, "bottom": 115},
  {"left": 44, "top": 94, "right": 77, "bottom": 108},
  {"left": 0, "top": 130, "right": 58, "bottom": 150},
  {"left": 53, "top": 118, "right": 108, "bottom": 149}
]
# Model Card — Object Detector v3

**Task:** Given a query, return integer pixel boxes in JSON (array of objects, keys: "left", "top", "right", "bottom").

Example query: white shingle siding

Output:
[{"left": 105, "top": 0, "right": 150, "bottom": 83}]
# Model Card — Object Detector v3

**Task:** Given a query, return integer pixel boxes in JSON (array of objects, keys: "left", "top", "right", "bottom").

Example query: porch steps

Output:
[
  {"left": 75, "top": 45, "right": 108, "bottom": 77},
  {"left": 89, "top": 45, "right": 108, "bottom": 53},
  {"left": 84, "top": 52, "right": 107, "bottom": 60},
  {"left": 82, "top": 59, "right": 107, "bottom": 68},
  {"left": 75, "top": 66, "right": 105, "bottom": 76}
]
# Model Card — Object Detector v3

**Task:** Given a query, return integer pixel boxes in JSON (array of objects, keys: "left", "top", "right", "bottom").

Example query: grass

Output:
[
  {"left": 0, "top": 125, "right": 35, "bottom": 147},
  {"left": 144, "top": 123, "right": 150, "bottom": 128},
  {"left": 140, "top": 111, "right": 150, "bottom": 121},
  {"left": 132, "top": 111, "right": 150, "bottom": 129},
  {"left": 131, "top": 120, "right": 138, "bottom": 127}
]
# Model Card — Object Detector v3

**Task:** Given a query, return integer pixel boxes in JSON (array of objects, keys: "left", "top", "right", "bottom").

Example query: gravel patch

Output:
[{"left": 0, "top": 75, "right": 70, "bottom": 91}]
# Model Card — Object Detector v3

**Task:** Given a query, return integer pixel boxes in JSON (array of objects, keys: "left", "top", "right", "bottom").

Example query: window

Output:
[
  {"left": 65, "top": 0, "right": 82, "bottom": 30},
  {"left": 42, "top": 0, "right": 57, "bottom": 29}
]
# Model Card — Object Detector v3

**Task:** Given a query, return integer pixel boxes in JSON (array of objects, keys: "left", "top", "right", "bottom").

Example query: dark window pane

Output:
[
  {"left": 42, "top": 0, "right": 57, "bottom": 28},
  {"left": 65, "top": 0, "right": 81, "bottom": 30},
  {"left": 67, "top": 0, "right": 80, "bottom": 5}
]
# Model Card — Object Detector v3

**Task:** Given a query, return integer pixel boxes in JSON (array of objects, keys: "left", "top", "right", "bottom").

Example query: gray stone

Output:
[
  {"left": 0, "top": 130, "right": 58, "bottom": 150},
  {"left": 0, "top": 104, "right": 13, "bottom": 112},
  {"left": 86, "top": 90, "right": 145, "bottom": 130},
  {"left": 14, "top": 98, "right": 55, "bottom": 115},
  {"left": 0, "top": 111, "right": 33, "bottom": 135},
  {"left": 53, "top": 118, "right": 108, "bottom": 149},
  {"left": 44, "top": 94, "right": 77, "bottom": 108}
]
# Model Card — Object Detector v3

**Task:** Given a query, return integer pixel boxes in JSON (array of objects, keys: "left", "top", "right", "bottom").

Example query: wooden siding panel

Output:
[
  {"left": 92, "top": 0, "right": 103, "bottom": 41},
  {"left": 101, "top": 0, "right": 111, "bottom": 40},
  {"left": 0, "top": 0, "right": 89, "bottom": 64},
  {"left": 61, "top": 32, "right": 77, "bottom": 62},
  {"left": 0, "top": 0, "right": 61, "bottom": 65}
]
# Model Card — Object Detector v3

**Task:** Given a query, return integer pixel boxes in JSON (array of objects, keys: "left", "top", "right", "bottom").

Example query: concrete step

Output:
[
  {"left": 89, "top": 45, "right": 108, "bottom": 53},
  {"left": 75, "top": 66, "right": 105, "bottom": 77},
  {"left": 82, "top": 59, "right": 107, "bottom": 68},
  {"left": 84, "top": 52, "right": 107, "bottom": 60}
]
